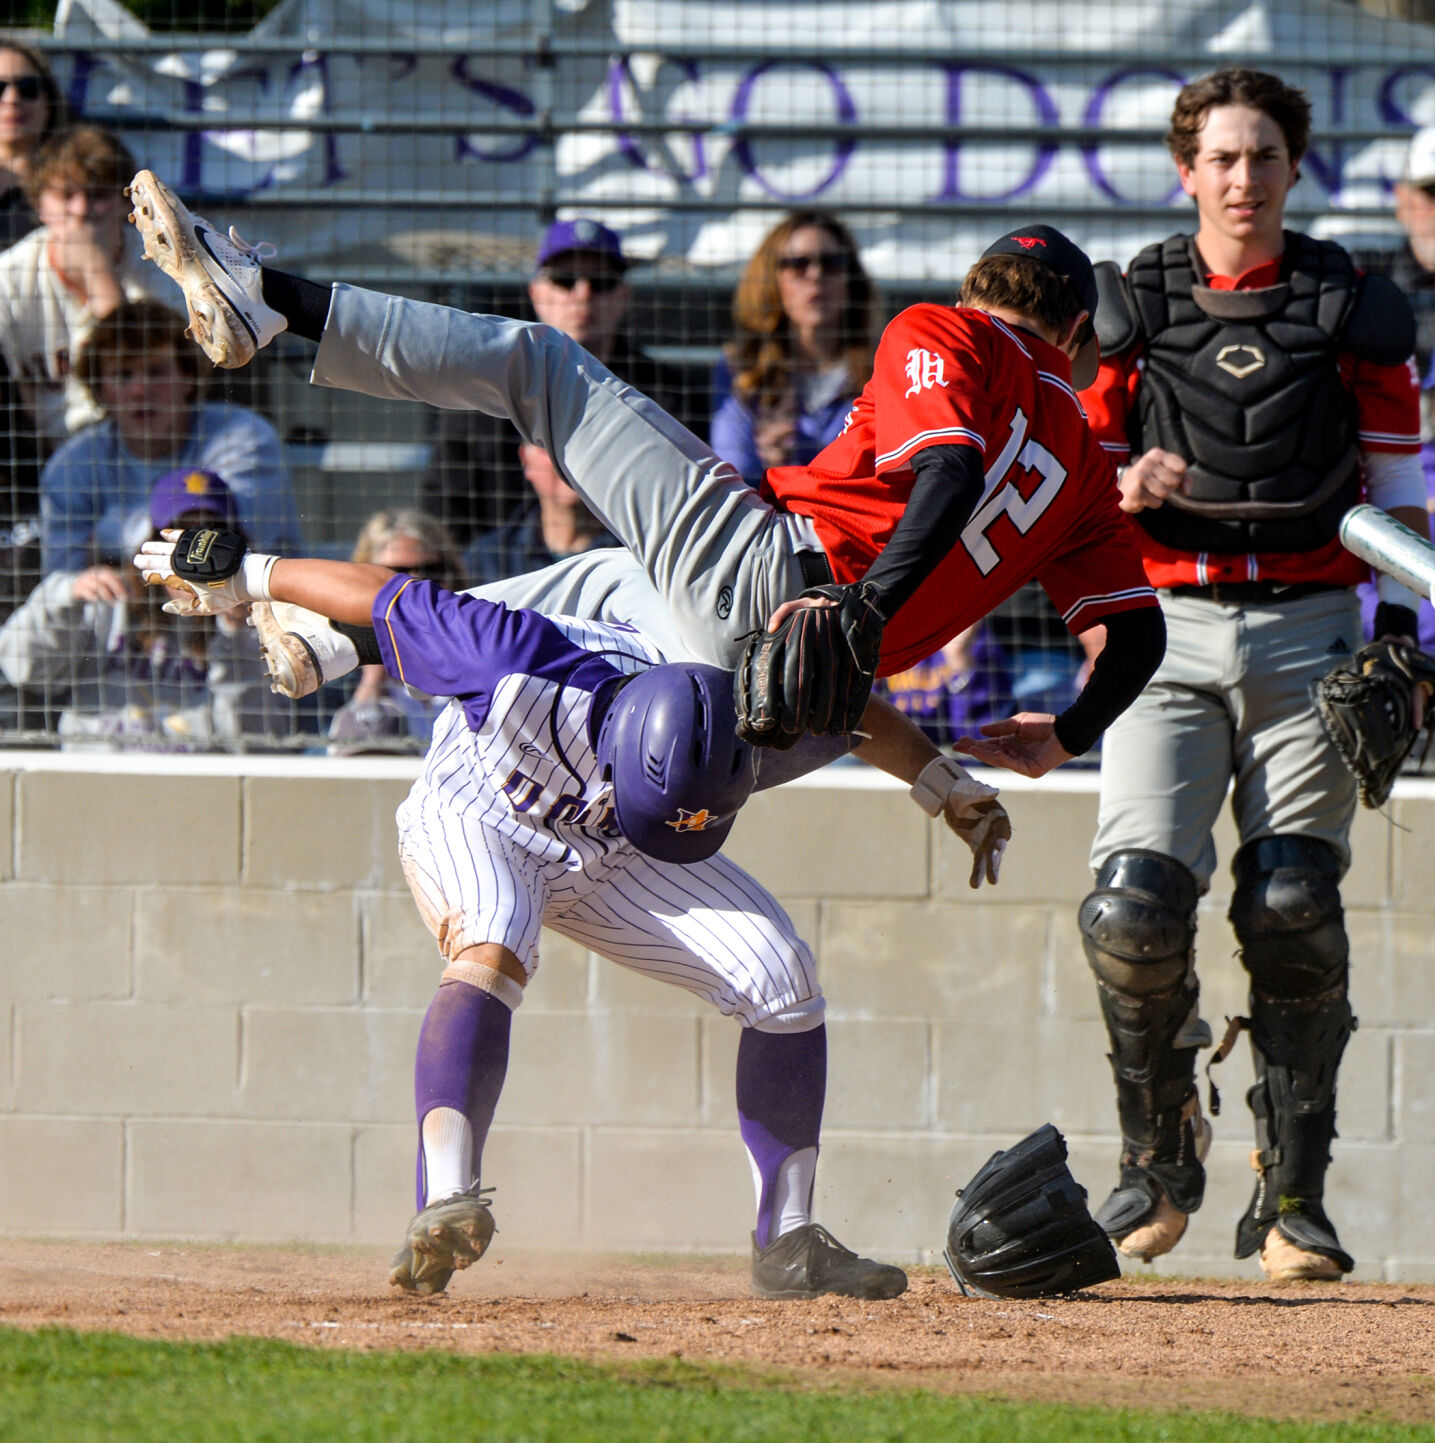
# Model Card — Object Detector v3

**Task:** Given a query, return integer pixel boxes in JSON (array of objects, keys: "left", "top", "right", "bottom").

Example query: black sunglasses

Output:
[
  {"left": 540, "top": 269, "right": 624, "bottom": 295},
  {"left": 778, "top": 251, "right": 851, "bottom": 278},
  {"left": 0, "top": 76, "right": 44, "bottom": 101}
]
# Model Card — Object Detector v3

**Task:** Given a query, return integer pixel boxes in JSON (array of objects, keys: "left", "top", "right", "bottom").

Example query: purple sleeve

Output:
[{"left": 371, "top": 575, "right": 614, "bottom": 728}]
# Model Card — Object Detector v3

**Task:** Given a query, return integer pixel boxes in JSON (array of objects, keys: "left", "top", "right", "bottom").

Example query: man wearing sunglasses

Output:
[{"left": 422, "top": 218, "right": 699, "bottom": 552}]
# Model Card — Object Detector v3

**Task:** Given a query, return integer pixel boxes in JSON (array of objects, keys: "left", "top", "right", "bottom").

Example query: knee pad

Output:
[
  {"left": 1229, "top": 836, "right": 1348, "bottom": 999},
  {"left": 1080, "top": 850, "right": 1199, "bottom": 996}
]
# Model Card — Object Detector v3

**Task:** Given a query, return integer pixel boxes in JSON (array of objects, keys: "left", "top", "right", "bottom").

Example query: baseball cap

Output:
[
  {"left": 148, "top": 468, "right": 239, "bottom": 532},
  {"left": 980, "top": 225, "right": 1101, "bottom": 389},
  {"left": 327, "top": 695, "right": 413, "bottom": 756},
  {"left": 1406, "top": 126, "right": 1435, "bottom": 187},
  {"left": 535, "top": 217, "right": 626, "bottom": 272}
]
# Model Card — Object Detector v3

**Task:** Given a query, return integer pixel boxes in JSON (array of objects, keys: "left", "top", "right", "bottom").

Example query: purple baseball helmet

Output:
[{"left": 595, "top": 663, "right": 756, "bottom": 864}]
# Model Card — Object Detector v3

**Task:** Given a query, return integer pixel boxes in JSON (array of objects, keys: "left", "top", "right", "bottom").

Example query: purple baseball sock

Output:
[
  {"left": 413, "top": 979, "right": 512, "bottom": 1210},
  {"left": 736, "top": 1024, "right": 827, "bottom": 1250}
]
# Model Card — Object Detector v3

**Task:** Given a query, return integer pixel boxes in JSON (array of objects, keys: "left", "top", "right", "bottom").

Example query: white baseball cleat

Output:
[
  {"left": 126, "top": 168, "right": 287, "bottom": 368},
  {"left": 250, "top": 600, "right": 359, "bottom": 699}
]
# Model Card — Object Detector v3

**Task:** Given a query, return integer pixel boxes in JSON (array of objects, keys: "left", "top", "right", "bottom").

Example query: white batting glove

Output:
[
  {"left": 909, "top": 755, "right": 1010, "bottom": 889},
  {"left": 134, "top": 528, "right": 278, "bottom": 616}
]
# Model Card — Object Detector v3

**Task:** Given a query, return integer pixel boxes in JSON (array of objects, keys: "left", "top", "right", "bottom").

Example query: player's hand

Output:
[
  {"left": 943, "top": 794, "right": 1011, "bottom": 888},
  {"left": 134, "top": 528, "right": 269, "bottom": 616},
  {"left": 1119, "top": 448, "right": 1188, "bottom": 513},
  {"left": 71, "top": 565, "right": 130, "bottom": 604},
  {"left": 764, "top": 592, "right": 837, "bottom": 631},
  {"left": 955, "top": 712, "right": 1075, "bottom": 778}
]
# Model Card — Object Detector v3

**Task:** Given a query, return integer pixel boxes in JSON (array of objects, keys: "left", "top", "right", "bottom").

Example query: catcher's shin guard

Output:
[
  {"left": 943, "top": 1124, "right": 1120, "bottom": 1299},
  {"left": 1230, "top": 836, "right": 1355, "bottom": 1277},
  {"left": 1080, "top": 851, "right": 1211, "bottom": 1253}
]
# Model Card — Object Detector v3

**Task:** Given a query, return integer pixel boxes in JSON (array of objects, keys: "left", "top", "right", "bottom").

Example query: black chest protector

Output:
[{"left": 1105, "top": 232, "right": 1410, "bottom": 554}]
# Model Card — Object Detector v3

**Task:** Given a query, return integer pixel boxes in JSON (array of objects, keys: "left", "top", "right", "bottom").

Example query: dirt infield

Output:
[{"left": 2, "top": 1240, "right": 1434, "bottom": 1424}]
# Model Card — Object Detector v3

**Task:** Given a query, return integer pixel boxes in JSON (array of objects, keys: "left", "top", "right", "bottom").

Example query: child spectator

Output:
[
  {"left": 0, "top": 125, "right": 180, "bottom": 451},
  {"left": 0, "top": 39, "right": 66, "bottom": 250},
  {"left": 40, "top": 300, "right": 301, "bottom": 571},
  {"left": 711, "top": 210, "right": 876, "bottom": 484},
  {"left": 421, "top": 217, "right": 699, "bottom": 546},
  {"left": 0, "top": 467, "right": 278, "bottom": 748}
]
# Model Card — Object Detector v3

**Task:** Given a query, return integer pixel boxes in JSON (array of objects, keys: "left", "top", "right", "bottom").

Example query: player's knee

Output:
[
  {"left": 442, "top": 946, "right": 529, "bottom": 1012},
  {"left": 1229, "top": 836, "right": 1348, "bottom": 998},
  {"left": 1080, "top": 849, "right": 1198, "bottom": 996},
  {"left": 750, "top": 991, "right": 826, "bottom": 1034}
]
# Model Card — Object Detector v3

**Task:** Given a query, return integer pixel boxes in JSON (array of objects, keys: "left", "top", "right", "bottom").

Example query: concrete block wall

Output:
[{"left": 3, "top": 754, "right": 1435, "bottom": 1280}]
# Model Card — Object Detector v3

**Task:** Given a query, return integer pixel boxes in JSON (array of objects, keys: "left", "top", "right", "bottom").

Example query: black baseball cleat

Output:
[{"left": 750, "top": 1224, "right": 908, "bottom": 1300}]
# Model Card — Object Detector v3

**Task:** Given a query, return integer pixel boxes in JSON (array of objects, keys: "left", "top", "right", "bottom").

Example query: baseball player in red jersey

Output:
[
  {"left": 127, "top": 169, "right": 1165, "bottom": 770},
  {"left": 1076, "top": 67, "right": 1429, "bottom": 1284}
]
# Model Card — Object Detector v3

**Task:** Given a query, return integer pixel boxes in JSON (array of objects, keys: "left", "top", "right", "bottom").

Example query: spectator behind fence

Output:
[
  {"left": 711, "top": 210, "right": 876, "bottom": 485},
  {"left": 0, "top": 39, "right": 66, "bottom": 251},
  {"left": 1353, "top": 126, "right": 1435, "bottom": 649},
  {"left": 465, "top": 429, "right": 617, "bottom": 585},
  {"left": 421, "top": 217, "right": 699, "bottom": 546},
  {"left": 40, "top": 300, "right": 301, "bottom": 572},
  {"left": 0, "top": 125, "right": 180, "bottom": 452},
  {"left": 326, "top": 508, "right": 463, "bottom": 754},
  {"left": 876, "top": 625, "right": 1015, "bottom": 751},
  {"left": 0, "top": 467, "right": 278, "bottom": 749}
]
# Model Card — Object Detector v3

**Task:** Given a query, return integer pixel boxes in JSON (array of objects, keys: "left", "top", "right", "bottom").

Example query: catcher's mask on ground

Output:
[{"left": 594, "top": 663, "right": 757, "bottom": 864}]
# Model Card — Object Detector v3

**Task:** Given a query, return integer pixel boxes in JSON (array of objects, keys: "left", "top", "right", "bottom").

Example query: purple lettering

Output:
[
  {"left": 1301, "top": 67, "right": 1351, "bottom": 197},
  {"left": 934, "top": 64, "right": 1058, "bottom": 203},
  {"left": 1081, "top": 67, "right": 1185, "bottom": 205},
  {"left": 730, "top": 62, "right": 856, "bottom": 200},
  {"left": 609, "top": 56, "right": 708, "bottom": 181},
  {"left": 452, "top": 55, "right": 537, "bottom": 164}
]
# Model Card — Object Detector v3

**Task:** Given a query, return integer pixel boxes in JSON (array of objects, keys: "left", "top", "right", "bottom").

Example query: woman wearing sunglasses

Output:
[
  {"left": 711, "top": 210, "right": 877, "bottom": 485},
  {"left": 0, "top": 39, "right": 66, "bottom": 251}
]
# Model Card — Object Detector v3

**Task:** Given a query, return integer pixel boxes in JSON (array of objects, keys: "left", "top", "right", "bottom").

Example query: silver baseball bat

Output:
[{"left": 1339, "top": 504, "right": 1435, "bottom": 602}]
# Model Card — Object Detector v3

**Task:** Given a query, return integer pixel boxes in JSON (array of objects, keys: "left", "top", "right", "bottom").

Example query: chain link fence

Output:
[{"left": 1, "top": 0, "right": 1433, "bottom": 756}]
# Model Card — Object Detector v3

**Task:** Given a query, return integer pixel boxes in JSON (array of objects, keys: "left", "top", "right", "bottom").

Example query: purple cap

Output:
[
  {"left": 535, "top": 218, "right": 626, "bottom": 272},
  {"left": 149, "top": 468, "right": 240, "bottom": 532}
]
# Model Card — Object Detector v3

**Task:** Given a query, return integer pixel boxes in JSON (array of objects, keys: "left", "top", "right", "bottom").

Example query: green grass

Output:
[{"left": 0, "top": 1327, "right": 1431, "bottom": 1443}]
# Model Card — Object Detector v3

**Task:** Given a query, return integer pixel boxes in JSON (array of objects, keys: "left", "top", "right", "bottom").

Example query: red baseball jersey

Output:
[
  {"left": 765, "top": 304, "right": 1158, "bottom": 676},
  {"left": 1080, "top": 255, "right": 1422, "bottom": 590}
]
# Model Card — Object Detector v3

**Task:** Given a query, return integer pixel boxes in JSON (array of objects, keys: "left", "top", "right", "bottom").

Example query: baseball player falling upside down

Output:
[
  {"left": 126, "top": 169, "right": 1166, "bottom": 768},
  {"left": 135, "top": 527, "right": 1008, "bottom": 1298}
]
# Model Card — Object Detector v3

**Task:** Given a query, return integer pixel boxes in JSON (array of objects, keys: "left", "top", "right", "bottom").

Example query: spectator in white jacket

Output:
[{"left": 40, "top": 299, "right": 302, "bottom": 569}]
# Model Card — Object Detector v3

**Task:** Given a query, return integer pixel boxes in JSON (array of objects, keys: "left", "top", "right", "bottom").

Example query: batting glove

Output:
[
  {"left": 909, "top": 755, "right": 1010, "bottom": 889},
  {"left": 134, "top": 527, "right": 278, "bottom": 616}
]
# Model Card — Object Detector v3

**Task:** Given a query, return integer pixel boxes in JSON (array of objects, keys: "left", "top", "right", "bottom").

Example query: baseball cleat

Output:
[
  {"left": 750, "top": 1223, "right": 907, "bottom": 1301},
  {"left": 127, "top": 168, "right": 286, "bottom": 368},
  {"left": 389, "top": 1189, "right": 496, "bottom": 1296},
  {"left": 1098, "top": 1112, "right": 1212, "bottom": 1264},
  {"left": 1259, "top": 1229, "right": 1346, "bottom": 1282},
  {"left": 250, "top": 600, "right": 359, "bottom": 698}
]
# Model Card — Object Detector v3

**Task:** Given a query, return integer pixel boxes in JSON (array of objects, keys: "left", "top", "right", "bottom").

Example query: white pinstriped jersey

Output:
[
  {"left": 373, "top": 574, "right": 823, "bottom": 1027},
  {"left": 372, "top": 575, "right": 665, "bottom": 871}
]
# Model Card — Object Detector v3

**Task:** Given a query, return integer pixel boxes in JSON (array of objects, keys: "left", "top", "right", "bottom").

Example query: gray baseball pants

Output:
[
  {"left": 310, "top": 282, "right": 821, "bottom": 668},
  {"left": 1091, "top": 588, "right": 1362, "bottom": 885}
]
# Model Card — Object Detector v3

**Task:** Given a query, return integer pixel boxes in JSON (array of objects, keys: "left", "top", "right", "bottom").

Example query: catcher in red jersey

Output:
[
  {"left": 128, "top": 169, "right": 1164, "bottom": 770},
  {"left": 1075, "top": 67, "right": 1430, "bottom": 1287}
]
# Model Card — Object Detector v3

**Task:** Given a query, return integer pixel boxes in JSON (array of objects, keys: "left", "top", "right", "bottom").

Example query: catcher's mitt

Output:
[
  {"left": 734, "top": 582, "right": 885, "bottom": 749},
  {"left": 943, "top": 1123, "right": 1120, "bottom": 1300},
  {"left": 1313, "top": 640, "right": 1435, "bottom": 808}
]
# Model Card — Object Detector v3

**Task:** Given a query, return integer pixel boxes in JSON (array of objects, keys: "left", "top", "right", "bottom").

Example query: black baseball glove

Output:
[
  {"left": 1313, "top": 640, "right": 1435, "bottom": 808},
  {"left": 734, "top": 582, "right": 886, "bottom": 749}
]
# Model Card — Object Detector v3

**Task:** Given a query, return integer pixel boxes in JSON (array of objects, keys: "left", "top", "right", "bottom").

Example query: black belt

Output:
[
  {"left": 797, "top": 550, "right": 834, "bottom": 589},
  {"left": 1165, "top": 581, "right": 1347, "bottom": 605}
]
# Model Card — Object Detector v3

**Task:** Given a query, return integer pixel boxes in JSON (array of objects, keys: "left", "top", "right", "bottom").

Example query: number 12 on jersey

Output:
[{"left": 961, "top": 405, "right": 1067, "bottom": 575}]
